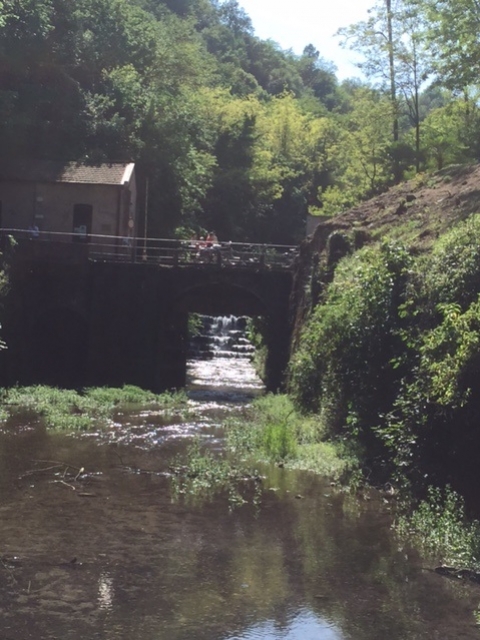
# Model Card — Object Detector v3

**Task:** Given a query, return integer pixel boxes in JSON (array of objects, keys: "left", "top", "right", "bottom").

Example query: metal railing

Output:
[{"left": 0, "top": 229, "right": 299, "bottom": 271}]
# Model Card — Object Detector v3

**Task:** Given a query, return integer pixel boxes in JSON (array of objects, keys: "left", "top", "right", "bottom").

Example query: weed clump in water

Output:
[
  {"left": 396, "top": 486, "right": 480, "bottom": 570},
  {"left": 169, "top": 438, "right": 261, "bottom": 508},
  {"left": 0, "top": 385, "right": 189, "bottom": 431}
]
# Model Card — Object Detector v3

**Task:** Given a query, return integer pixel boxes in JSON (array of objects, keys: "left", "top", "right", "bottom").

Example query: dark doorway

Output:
[{"left": 72, "top": 204, "right": 92, "bottom": 242}]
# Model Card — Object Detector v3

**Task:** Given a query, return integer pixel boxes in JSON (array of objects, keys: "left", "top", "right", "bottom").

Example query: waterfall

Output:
[
  {"left": 187, "top": 314, "right": 263, "bottom": 400},
  {"left": 188, "top": 314, "right": 255, "bottom": 360}
]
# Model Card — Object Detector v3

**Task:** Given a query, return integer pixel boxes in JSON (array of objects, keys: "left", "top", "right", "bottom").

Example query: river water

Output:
[{"left": 0, "top": 316, "right": 479, "bottom": 639}]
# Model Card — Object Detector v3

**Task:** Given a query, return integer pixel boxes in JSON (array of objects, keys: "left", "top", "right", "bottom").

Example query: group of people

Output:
[
  {"left": 189, "top": 230, "right": 220, "bottom": 261},
  {"left": 191, "top": 230, "right": 218, "bottom": 247}
]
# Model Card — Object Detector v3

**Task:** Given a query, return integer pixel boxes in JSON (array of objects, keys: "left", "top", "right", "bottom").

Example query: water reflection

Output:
[
  {"left": 0, "top": 325, "right": 479, "bottom": 639},
  {"left": 98, "top": 571, "right": 114, "bottom": 610},
  {"left": 227, "top": 610, "right": 343, "bottom": 640},
  {"left": 0, "top": 422, "right": 478, "bottom": 639}
]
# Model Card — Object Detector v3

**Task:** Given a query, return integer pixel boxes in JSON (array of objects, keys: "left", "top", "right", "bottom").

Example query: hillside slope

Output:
[
  {"left": 310, "top": 163, "right": 480, "bottom": 254},
  {"left": 291, "top": 163, "right": 480, "bottom": 337}
]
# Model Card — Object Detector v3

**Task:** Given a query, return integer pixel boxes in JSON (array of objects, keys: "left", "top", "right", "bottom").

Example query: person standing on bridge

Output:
[
  {"left": 205, "top": 231, "right": 220, "bottom": 263},
  {"left": 29, "top": 224, "right": 40, "bottom": 239},
  {"left": 206, "top": 231, "right": 218, "bottom": 246}
]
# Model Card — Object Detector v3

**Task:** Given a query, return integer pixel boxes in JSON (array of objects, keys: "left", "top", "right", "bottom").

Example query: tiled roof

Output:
[{"left": 0, "top": 160, "right": 134, "bottom": 185}]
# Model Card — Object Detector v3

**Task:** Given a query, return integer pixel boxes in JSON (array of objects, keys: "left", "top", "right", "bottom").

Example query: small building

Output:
[{"left": 0, "top": 160, "right": 137, "bottom": 242}]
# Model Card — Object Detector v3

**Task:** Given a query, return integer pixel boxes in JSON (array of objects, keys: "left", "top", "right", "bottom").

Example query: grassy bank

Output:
[
  {"left": 233, "top": 397, "right": 480, "bottom": 575},
  {"left": 0, "top": 384, "right": 189, "bottom": 431},
  {"left": 225, "top": 394, "right": 360, "bottom": 483},
  {"left": 226, "top": 395, "right": 480, "bottom": 573}
]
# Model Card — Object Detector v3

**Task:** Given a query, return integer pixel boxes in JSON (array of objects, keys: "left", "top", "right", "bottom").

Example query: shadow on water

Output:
[{"left": 0, "top": 317, "right": 479, "bottom": 638}]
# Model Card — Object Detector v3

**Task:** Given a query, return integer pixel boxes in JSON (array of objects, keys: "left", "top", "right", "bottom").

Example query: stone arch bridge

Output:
[{"left": 0, "top": 234, "right": 297, "bottom": 392}]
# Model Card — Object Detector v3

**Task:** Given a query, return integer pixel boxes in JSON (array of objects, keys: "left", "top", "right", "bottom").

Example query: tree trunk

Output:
[{"left": 386, "top": 0, "right": 399, "bottom": 143}]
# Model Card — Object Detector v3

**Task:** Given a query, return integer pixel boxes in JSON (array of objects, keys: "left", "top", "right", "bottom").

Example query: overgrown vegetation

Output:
[
  {"left": 290, "top": 215, "right": 480, "bottom": 496},
  {"left": 288, "top": 218, "right": 480, "bottom": 575},
  {"left": 396, "top": 487, "right": 480, "bottom": 570},
  {"left": 169, "top": 438, "right": 262, "bottom": 509},
  {"left": 167, "top": 394, "right": 359, "bottom": 508},
  {"left": 0, "top": 385, "right": 189, "bottom": 430},
  {"left": 226, "top": 394, "right": 359, "bottom": 482},
  {"left": 246, "top": 317, "right": 267, "bottom": 381}
]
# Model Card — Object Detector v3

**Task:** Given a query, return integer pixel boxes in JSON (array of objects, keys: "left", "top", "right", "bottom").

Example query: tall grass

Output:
[{"left": 226, "top": 394, "right": 360, "bottom": 481}]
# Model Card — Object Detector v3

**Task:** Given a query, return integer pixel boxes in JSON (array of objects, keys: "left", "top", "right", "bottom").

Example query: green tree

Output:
[
  {"left": 393, "top": 0, "right": 431, "bottom": 170},
  {"left": 253, "top": 94, "right": 337, "bottom": 242},
  {"left": 192, "top": 90, "right": 265, "bottom": 240},
  {"left": 421, "top": 95, "right": 480, "bottom": 169},
  {"left": 338, "top": 0, "right": 431, "bottom": 175},
  {"left": 296, "top": 45, "right": 340, "bottom": 110},
  {"left": 246, "top": 39, "right": 304, "bottom": 96},
  {"left": 321, "top": 88, "right": 394, "bottom": 215},
  {"left": 418, "top": 0, "right": 480, "bottom": 90},
  {"left": 337, "top": 0, "right": 400, "bottom": 143}
]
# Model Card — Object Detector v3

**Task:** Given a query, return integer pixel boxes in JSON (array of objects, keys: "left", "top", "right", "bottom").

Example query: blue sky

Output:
[{"left": 237, "top": 0, "right": 375, "bottom": 79}]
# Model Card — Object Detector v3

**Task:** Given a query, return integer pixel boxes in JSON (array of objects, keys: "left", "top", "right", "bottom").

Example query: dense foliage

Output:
[
  {"left": 290, "top": 216, "right": 480, "bottom": 495},
  {"left": 0, "top": 0, "right": 343, "bottom": 242},
  {"left": 226, "top": 394, "right": 358, "bottom": 480},
  {"left": 3, "top": 0, "right": 480, "bottom": 241},
  {"left": 396, "top": 485, "right": 480, "bottom": 570}
]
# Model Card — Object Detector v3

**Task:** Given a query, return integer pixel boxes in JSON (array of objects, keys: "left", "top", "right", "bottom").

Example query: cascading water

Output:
[
  {"left": 187, "top": 314, "right": 264, "bottom": 402},
  {"left": 189, "top": 315, "right": 254, "bottom": 360}
]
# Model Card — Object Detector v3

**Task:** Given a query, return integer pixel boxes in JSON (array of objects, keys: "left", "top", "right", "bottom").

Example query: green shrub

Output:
[
  {"left": 250, "top": 394, "right": 298, "bottom": 461},
  {"left": 187, "top": 313, "right": 203, "bottom": 338},
  {"left": 289, "top": 242, "right": 412, "bottom": 448},
  {"left": 422, "top": 215, "right": 480, "bottom": 310},
  {"left": 169, "top": 438, "right": 258, "bottom": 507},
  {"left": 226, "top": 394, "right": 357, "bottom": 479},
  {"left": 246, "top": 317, "right": 267, "bottom": 380},
  {"left": 262, "top": 420, "right": 297, "bottom": 461},
  {"left": 396, "top": 486, "right": 480, "bottom": 568}
]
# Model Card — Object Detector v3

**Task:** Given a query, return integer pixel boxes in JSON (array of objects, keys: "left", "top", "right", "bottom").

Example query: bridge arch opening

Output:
[{"left": 162, "top": 282, "right": 289, "bottom": 392}]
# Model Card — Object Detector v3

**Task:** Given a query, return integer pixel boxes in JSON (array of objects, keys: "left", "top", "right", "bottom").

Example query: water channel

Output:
[{"left": 0, "top": 316, "right": 479, "bottom": 639}]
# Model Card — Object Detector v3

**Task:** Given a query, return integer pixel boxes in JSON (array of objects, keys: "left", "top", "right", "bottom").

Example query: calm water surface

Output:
[{"left": 0, "top": 321, "right": 479, "bottom": 639}]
